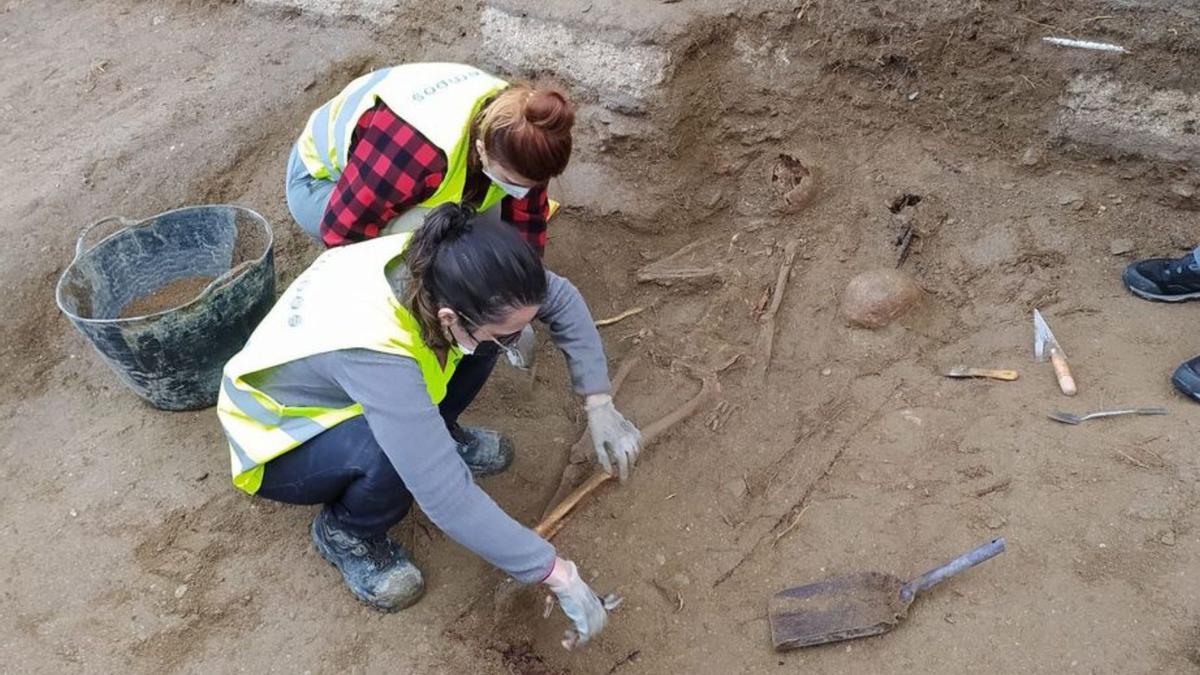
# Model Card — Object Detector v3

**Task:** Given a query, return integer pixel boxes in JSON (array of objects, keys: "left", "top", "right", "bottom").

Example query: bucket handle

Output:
[{"left": 75, "top": 216, "right": 139, "bottom": 261}]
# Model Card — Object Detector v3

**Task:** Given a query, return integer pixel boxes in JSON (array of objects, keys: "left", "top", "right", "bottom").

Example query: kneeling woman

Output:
[{"left": 216, "top": 204, "right": 641, "bottom": 645}]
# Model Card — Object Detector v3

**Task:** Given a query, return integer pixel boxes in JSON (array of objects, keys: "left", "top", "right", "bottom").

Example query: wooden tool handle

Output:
[
  {"left": 973, "top": 369, "right": 1019, "bottom": 381},
  {"left": 1050, "top": 350, "right": 1077, "bottom": 396},
  {"left": 535, "top": 471, "right": 611, "bottom": 537}
]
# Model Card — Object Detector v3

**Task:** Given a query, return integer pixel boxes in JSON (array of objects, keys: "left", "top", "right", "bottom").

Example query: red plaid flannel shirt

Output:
[{"left": 320, "top": 103, "right": 549, "bottom": 255}]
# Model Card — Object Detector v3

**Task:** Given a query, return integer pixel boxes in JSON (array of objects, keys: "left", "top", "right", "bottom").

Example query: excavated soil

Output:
[
  {"left": 3, "top": 1, "right": 1200, "bottom": 673},
  {"left": 120, "top": 276, "right": 215, "bottom": 318}
]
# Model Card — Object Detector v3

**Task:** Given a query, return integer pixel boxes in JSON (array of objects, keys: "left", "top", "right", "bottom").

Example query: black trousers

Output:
[{"left": 255, "top": 351, "right": 498, "bottom": 536}]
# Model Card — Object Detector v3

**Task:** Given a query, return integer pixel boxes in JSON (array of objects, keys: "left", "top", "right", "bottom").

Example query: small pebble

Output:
[
  {"left": 69, "top": 509, "right": 78, "bottom": 518},
  {"left": 655, "top": 553, "right": 667, "bottom": 566},
  {"left": 985, "top": 515, "right": 1006, "bottom": 530},
  {"left": 722, "top": 478, "right": 747, "bottom": 500},
  {"left": 1057, "top": 191, "right": 1083, "bottom": 206},
  {"left": 1161, "top": 531, "right": 1176, "bottom": 546},
  {"left": 821, "top": 368, "right": 832, "bottom": 376},
  {"left": 1020, "top": 145, "right": 1043, "bottom": 167},
  {"left": 1109, "top": 239, "right": 1134, "bottom": 256},
  {"left": 174, "top": 584, "right": 188, "bottom": 599}
]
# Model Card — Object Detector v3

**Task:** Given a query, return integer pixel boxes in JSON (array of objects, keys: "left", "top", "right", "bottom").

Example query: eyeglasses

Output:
[{"left": 458, "top": 312, "right": 524, "bottom": 355}]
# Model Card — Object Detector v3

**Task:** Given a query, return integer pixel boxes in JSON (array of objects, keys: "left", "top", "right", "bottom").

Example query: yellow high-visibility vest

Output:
[
  {"left": 297, "top": 62, "right": 510, "bottom": 232},
  {"left": 216, "top": 234, "right": 461, "bottom": 494}
]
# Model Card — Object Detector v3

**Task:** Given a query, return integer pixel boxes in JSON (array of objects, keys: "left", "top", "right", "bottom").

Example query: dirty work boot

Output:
[
  {"left": 1122, "top": 252, "right": 1200, "bottom": 302},
  {"left": 311, "top": 507, "right": 424, "bottom": 612},
  {"left": 450, "top": 425, "right": 514, "bottom": 477},
  {"left": 1172, "top": 355, "right": 1200, "bottom": 403}
]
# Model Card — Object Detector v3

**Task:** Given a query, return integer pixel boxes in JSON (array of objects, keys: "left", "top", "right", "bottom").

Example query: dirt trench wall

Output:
[{"left": 242, "top": 0, "right": 1200, "bottom": 230}]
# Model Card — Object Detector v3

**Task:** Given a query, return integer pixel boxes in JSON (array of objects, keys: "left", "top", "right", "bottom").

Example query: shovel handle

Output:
[
  {"left": 900, "top": 537, "right": 1006, "bottom": 603},
  {"left": 1050, "top": 350, "right": 1077, "bottom": 396}
]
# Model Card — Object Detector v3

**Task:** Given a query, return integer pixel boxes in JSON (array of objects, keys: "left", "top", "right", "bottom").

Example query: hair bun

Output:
[
  {"left": 523, "top": 88, "right": 575, "bottom": 134},
  {"left": 423, "top": 203, "right": 476, "bottom": 244}
]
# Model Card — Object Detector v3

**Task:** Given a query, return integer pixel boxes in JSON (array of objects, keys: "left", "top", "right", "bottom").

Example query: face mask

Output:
[
  {"left": 482, "top": 165, "right": 532, "bottom": 200},
  {"left": 455, "top": 338, "right": 475, "bottom": 356},
  {"left": 447, "top": 320, "right": 477, "bottom": 356}
]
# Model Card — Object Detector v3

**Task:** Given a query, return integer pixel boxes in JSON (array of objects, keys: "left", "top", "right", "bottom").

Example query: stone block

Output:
[
  {"left": 245, "top": 0, "right": 400, "bottom": 25},
  {"left": 479, "top": 0, "right": 724, "bottom": 113},
  {"left": 1054, "top": 75, "right": 1200, "bottom": 166}
]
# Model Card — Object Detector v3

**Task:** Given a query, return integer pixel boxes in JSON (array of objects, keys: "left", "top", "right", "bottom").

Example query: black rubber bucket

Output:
[{"left": 55, "top": 205, "right": 275, "bottom": 411}]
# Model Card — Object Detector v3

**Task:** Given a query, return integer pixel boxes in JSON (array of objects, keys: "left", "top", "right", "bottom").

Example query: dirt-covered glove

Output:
[
  {"left": 543, "top": 558, "right": 618, "bottom": 649},
  {"left": 505, "top": 324, "right": 537, "bottom": 371},
  {"left": 585, "top": 396, "right": 642, "bottom": 482}
]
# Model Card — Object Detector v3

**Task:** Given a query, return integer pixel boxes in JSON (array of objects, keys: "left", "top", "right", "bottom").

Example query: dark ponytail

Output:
[{"left": 403, "top": 203, "right": 547, "bottom": 350}]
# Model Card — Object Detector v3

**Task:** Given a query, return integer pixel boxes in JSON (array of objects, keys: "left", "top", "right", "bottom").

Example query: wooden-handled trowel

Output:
[{"left": 1033, "top": 309, "right": 1076, "bottom": 396}]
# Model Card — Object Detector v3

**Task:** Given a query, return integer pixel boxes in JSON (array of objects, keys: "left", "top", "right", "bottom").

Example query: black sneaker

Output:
[
  {"left": 1122, "top": 253, "right": 1200, "bottom": 302},
  {"left": 311, "top": 507, "right": 424, "bottom": 612},
  {"left": 1172, "top": 355, "right": 1200, "bottom": 403},
  {"left": 450, "top": 425, "right": 514, "bottom": 477}
]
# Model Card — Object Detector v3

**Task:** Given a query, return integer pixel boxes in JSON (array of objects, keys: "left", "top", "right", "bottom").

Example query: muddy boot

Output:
[
  {"left": 1172, "top": 355, "right": 1200, "bottom": 403},
  {"left": 311, "top": 507, "right": 424, "bottom": 612},
  {"left": 1122, "top": 252, "right": 1200, "bottom": 302},
  {"left": 450, "top": 425, "right": 514, "bottom": 476}
]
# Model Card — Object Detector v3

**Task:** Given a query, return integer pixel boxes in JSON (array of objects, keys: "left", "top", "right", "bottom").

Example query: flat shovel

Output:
[{"left": 769, "top": 537, "right": 1006, "bottom": 650}]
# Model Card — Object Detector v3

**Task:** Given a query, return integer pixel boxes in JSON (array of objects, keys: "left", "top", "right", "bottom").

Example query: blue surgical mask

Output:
[{"left": 482, "top": 166, "right": 532, "bottom": 199}]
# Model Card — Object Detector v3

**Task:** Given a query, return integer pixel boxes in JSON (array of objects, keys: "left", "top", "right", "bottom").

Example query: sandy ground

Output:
[{"left": 2, "top": 1, "right": 1199, "bottom": 673}]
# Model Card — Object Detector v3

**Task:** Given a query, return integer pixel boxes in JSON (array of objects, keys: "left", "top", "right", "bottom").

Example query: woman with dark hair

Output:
[{"left": 216, "top": 204, "right": 640, "bottom": 646}]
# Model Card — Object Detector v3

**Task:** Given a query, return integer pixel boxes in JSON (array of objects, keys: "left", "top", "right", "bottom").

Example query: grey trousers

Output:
[{"left": 284, "top": 144, "right": 334, "bottom": 240}]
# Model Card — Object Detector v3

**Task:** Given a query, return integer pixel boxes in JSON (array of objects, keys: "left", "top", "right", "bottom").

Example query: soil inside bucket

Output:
[{"left": 120, "top": 275, "right": 215, "bottom": 318}]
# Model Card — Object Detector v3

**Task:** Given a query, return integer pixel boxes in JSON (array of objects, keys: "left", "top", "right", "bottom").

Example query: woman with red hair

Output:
[{"left": 285, "top": 62, "right": 574, "bottom": 256}]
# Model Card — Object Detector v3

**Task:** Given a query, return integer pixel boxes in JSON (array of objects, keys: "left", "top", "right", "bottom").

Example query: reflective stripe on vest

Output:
[
  {"left": 297, "top": 63, "right": 509, "bottom": 215},
  {"left": 216, "top": 233, "right": 461, "bottom": 494}
]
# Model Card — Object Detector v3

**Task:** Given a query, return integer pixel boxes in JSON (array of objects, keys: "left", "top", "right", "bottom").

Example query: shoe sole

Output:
[
  {"left": 311, "top": 516, "right": 425, "bottom": 613},
  {"left": 1125, "top": 284, "right": 1200, "bottom": 303}
]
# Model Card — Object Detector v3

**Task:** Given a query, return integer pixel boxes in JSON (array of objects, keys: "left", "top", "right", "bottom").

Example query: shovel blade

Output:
[{"left": 769, "top": 572, "right": 909, "bottom": 650}]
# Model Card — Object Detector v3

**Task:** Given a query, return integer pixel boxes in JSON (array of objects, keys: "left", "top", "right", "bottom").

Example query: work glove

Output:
[
  {"left": 505, "top": 324, "right": 537, "bottom": 371},
  {"left": 543, "top": 557, "right": 619, "bottom": 649},
  {"left": 585, "top": 396, "right": 642, "bottom": 482}
]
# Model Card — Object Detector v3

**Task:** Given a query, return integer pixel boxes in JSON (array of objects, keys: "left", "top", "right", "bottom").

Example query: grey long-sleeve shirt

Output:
[{"left": 248, "top": 270, "right": 608, "bottom": 583}]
